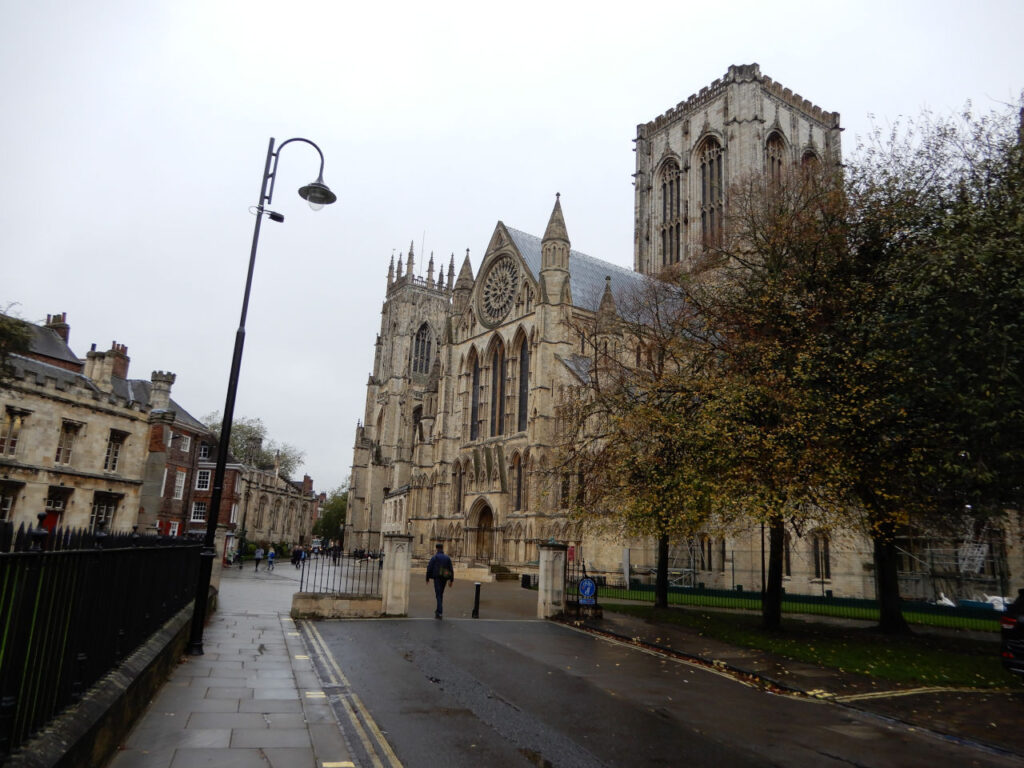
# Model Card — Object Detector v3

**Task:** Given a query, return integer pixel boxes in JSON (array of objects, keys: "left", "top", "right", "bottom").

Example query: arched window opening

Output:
[
  {"left": 513, "top": 454, "right": 523, "bottom": 511},
  {"left": 412, "top": 323, "right": 432, "bottom": 374},
  {"left": 470, "top": 357, "right": 480, "bottom": 441},
  {"left": 699, "top": 138, "right": 724, "bottom": 246},
  {"left": 659, "top": 159, "right": 683, "bottom": 266},
  {"left": 699, "top": 535, "right": 713, "bottom": 571},
  {"left": 517, "top": 337, "right": 530, "bottom": 432},
  {"left": 801, "top": 150, "right": 821, "bottom": 173},
  {"left": 490, "top": 344, "right": 505, "bottom": 436},
  {"left": 812, "top": 531, "right": 831, "bottom": 580},
  {"left": 766, "top": 133, "right": 785, "bottom": 185},
  {"left": 411, "top": 406, "right": 423, "bottom": 443}
]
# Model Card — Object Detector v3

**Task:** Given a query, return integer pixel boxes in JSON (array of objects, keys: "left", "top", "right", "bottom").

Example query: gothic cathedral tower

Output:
[
  {"left": 633, "top": 63, "right": 842, "bottom": 275},
  {"left": 347, "top": 245, "right": 454, "bottom": 549}
]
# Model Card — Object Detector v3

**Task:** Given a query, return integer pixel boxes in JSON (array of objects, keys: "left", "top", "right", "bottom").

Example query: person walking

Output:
[
  {"left": 426, "top": 543, "right": 454, "bottom": 619},
  {"left": 254, "top": 546, "right": 264, "bottom": 572},
  {"left": 267, "top": 547, "right": 276, "bottom": 572}
]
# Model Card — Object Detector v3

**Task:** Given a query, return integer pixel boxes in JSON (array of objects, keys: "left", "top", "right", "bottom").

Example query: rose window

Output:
[{"left": 480, "top": 256, "right": 518, "bottom": 325}]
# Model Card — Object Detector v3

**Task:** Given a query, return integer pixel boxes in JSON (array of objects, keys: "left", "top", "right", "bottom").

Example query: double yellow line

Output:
[{"left": 302, "top": 622, "right": 403, "bottom": 768}]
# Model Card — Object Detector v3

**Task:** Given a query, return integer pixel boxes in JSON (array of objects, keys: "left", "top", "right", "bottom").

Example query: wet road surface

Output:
[{"left": 302, "top": 616, "right": 1020, "bottom": 768}]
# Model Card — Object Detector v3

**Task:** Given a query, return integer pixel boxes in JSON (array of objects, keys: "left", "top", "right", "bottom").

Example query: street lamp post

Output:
[{"left": 188, "top": 137, "right": 336, "bottom": 655}]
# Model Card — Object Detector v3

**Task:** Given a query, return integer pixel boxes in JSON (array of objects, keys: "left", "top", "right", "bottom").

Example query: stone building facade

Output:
[
  {"left": 347, "top": 64, "right": 1020, "bottom": 600},
  {"left": 204, "top": 465, "right": 319, "bottom": 551},
  {"left": 1, "top": 312, "right": 321, "bottom": 553},
  {"left": 1, "top": 313, "right": 159, "bottom": 532}
]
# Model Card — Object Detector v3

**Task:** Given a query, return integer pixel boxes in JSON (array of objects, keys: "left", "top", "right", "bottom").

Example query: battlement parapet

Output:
[{"left": 638, "top": 63, "right": 840, "bottom": 138}]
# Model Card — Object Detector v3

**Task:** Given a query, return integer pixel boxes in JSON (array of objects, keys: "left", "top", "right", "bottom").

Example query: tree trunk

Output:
[
  {"left": 654, "top": 533, "right": 669, "bottom": 609},
  {"left": 762, "top": 513, "right": 785, "bottom": 629},
  {"left": 873, "top": 520, "right": 910, "bottom": 634}
]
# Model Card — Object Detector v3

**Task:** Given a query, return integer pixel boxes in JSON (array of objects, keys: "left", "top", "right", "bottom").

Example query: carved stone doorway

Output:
[{"left": 476, "top": 507, "right": 494, "bottom": 562}]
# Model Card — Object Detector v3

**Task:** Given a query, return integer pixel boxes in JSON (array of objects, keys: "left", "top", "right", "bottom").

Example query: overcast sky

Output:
[{"left": 2, "top": 0, "right": 1022, "bottom": 493}]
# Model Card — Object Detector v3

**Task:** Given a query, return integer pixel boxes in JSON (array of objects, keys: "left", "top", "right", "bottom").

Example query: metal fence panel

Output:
[
  {"left": 0, "top": 520, "right": 201, "bottom": 759},
  {"left": 298, "top": 551, "right": 382, "bottom": 596}
]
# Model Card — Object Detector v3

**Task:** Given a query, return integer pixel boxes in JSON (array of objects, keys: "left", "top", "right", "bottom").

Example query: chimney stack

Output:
[
  {"left": 44, "top": 312, "right": 70, "bottom": 343},
  {"left": 110, "top": 342, "right": 130, "bottom": 379}
]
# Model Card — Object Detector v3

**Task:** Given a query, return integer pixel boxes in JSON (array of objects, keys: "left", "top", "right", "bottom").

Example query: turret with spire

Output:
[
  {"left": 406, "top": 241, "right": 415, "bottom": 280},
  {"left": 387, "top": 254, "right": 395, "bottom": 289},
  {"left": 540, "top": 193, "right": 571, "bottom": 305},
  {"left": 453, "top": 249, "right": 474, "bottom": 315}
]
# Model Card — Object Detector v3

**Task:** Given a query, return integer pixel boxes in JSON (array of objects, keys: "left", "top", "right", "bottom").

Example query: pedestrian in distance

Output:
[
  {"left": 267, "top": 547, "right": 275, "bottom": 571},
  {"left": 254, "top": 546, "right": 264, "bottom": 572},
  {"left": 426, "top": 543, "right": 454, "bottom": 619}
]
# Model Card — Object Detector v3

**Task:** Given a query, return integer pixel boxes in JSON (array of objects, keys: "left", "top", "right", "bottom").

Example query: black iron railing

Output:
[
  {"left": 0, "top": 517, "right": 201, "bottom": 759},
  {"left": 298, "top": 551, "right": 381, "bottom": 596}
]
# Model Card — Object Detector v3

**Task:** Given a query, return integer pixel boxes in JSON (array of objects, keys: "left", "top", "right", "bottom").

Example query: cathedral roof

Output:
[{"left": 505, "top": 227, "right": 648, "bottom": 312}]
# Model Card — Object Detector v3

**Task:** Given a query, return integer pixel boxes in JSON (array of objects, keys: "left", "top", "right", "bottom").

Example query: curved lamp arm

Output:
[{"left": 263, "top": 137, "right": 336, "bottom": 209}]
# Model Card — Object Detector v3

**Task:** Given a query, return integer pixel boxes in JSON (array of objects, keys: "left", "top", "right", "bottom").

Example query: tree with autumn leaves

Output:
[{"left": 560, "top": 101, "right": 1024, "bottom": 632}]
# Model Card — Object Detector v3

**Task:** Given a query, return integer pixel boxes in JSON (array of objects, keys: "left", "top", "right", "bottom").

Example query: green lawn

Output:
[
  {"left": 596, "top": 586, "right": 1001, "bottom": 632},
  {"left": 603, "top": 602, "right": 1018, "bottom": 689}
]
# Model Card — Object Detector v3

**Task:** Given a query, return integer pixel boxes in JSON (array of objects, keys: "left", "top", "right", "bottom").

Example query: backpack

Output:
[{"left": 438, "top": 558, "right": 453, "bottom": 581}]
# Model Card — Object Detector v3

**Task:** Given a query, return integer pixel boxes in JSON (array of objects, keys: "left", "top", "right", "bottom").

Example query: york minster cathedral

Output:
[{"left": 339, "top": 64, "right": 927, "bottom": 596}]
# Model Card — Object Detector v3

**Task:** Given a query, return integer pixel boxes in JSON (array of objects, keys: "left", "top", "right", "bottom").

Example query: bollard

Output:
[{"left": 472, "top": 582, "right": 481, "bottom": 618}]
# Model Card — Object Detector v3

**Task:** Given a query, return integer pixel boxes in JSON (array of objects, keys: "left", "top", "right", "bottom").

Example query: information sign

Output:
[{"left": 578, "top": 577, "right": 597, "bottom": 606}]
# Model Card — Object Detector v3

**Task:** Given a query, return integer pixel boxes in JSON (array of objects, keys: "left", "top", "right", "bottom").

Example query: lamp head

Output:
[{"left": 298, "top": 177, "right": 337, "bottom": 211}]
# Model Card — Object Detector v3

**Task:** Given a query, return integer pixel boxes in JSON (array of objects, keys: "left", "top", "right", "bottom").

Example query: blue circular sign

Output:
[{"left": 578, "top": 577, "right": 597, "bottom": 598}]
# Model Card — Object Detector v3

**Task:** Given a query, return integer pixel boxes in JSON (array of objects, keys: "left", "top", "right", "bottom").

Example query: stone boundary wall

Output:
[
  {"left": 291, "top": 592, "right": 385, "bottom": 619},
  {"left": 7, "top": 594, "right": 212, "bottom": 768}
]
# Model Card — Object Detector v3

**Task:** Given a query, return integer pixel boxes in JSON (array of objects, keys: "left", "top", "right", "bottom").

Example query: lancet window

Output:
[
  {"left": 412, "top": 323, "right": 432, "bottom": 374},
  {"left": 659, "top": 159, "right": 683, "bottom": 266},
  {"left": 699, "top": 138, "right": 724, "bottom": 246}
]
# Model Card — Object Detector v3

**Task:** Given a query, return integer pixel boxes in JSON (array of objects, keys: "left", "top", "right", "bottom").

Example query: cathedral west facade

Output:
[
  {"left": 345, "top": 64, "right": 1019, "bottom": 597},
  {"left": 346, "top": 64, "right": 843, "bottom": 569}
]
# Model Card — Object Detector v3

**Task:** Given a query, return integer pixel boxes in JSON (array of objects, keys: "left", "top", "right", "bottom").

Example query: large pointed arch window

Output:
[
  {"left": 659, "top": 158, "right": 683, "bottom": 267},
  {"left": 699, "top": 138, "right": 724, "bottom": 246},
  {"left": 490, "top": 343, "right": 506, "bottom": 437},
  {"left": 412, "top": 323, "right": 432, "bottom": 374},
  {"left": 470, "top": 357, "right": 480, "bottom": 441},
  {"left": 766, "top": 133, "right": 785, "bottom": 185},
  {"left": 517, "top": 337, "right": 530, "bottom": 432}
]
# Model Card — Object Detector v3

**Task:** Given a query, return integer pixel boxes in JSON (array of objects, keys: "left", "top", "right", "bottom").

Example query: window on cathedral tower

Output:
[
  {"left": 659, "top": 159, "right": 683, "bottom": 266},
  {"left": 766, "top": 133, "right": 785, "bottom": 185},
  {"left": 412, "top": 323, "right": 432, "bottom": 374},
  {"left": 699, "top": 138, "right": 724, "bottom": 246},
  {"left": 517, "top": 337, "right": 529, "bottom": 432}
]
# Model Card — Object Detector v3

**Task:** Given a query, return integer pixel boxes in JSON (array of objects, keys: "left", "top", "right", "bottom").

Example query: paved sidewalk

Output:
[{"left": 107, "top": 564, "right": 352, "bottom": 768}]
